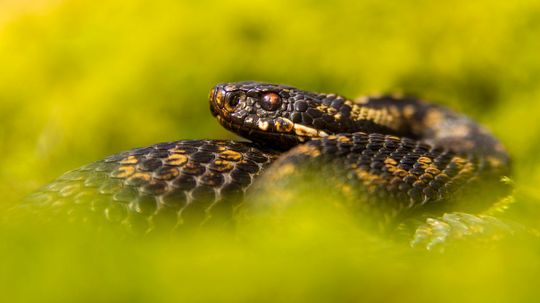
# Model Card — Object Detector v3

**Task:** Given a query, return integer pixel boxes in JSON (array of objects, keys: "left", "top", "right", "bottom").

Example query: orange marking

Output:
[
  {"left": 403, "top": 105, "right": 415, "bottom": 120},
  {"left": 292, "top": 144, "right": 321, "bottom": 158},
  {"left": 417, "top": 157, "right": 432, "bottom": 164},
  {"left": 384, "top": 158, "right": 398, "bottom": 166},
  {"left": 486, "top": 156, "right": 503, "bottom": 168},
  {"left": 216, "top": 90, "right": 224, "bottom": 106},
  {"left": 114, "top": 165, "right": 135, "bottom": 178},
  {"left": 120, "top": 156, "right": 138, "bottom": 165},
  {"left": 393, "top": 169, "right": 409, "bottom": 178},
  {"left": 412, "top": 180, "right": 425, "bottom": 188},
  {"left": 275, "top": 117, "right": 294, "bottom": 133},
  {"left": 337, "top": 136, "right": 351, "bottom": 143},
  {"left": 425, "top": 167, "right": 441, "bottom": 175},
  {"left": 219, "top": 150, "right": 242, "bottom": 161},
  {"left": 129, "top": 172, "right": 151, "bottom": 181},
  {"left": 355, "top": 169, "right": 386, "bottom": 194},
  {"left": 210, "top": 159, "right": 234, "bottom": 172},
  {"left": 423, "top": 109, "right": 444, "bottom": 126},
  {"left": 165, "top": 154, "right": 188, "bottom": 166},
  {"left": 155, "top": 167, "right": 179, "bottom": 180}
]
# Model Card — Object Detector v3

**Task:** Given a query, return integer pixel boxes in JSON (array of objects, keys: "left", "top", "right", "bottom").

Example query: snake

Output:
[{"left": 22, "top": 81, "right": 513, "bottom": 243}]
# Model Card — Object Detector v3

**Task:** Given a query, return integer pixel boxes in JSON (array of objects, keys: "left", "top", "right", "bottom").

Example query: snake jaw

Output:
[
  {"left": 217, "top": 113, "right": 327, "bottom": 149},
  {"left": 255, "top": 116, "right": 328, "bottom": 138},
  {"left": 256, "top": 117, "right": 329, "bottom": 143},
  {"left": 274, "top": 117, "right": 294, "bottom": 133},
  {"left": 293, "top": 123, "right": 328, "bottom": 138}
]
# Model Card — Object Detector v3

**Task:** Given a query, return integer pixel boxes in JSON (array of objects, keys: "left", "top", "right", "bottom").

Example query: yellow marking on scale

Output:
[
  {"left": 293, "top": 144, "right": 322, "bottom": 158},
  {"left": 293, "top": 124, "right": 328, "bottom": 138},
  {"left": 165, "top": 154, "right": 188, "bottom": 166},
  {"left": 129, "top": 172, "right": 151, "bottom": 181},
  {"left": 219, "top": 150, "right": 243, "bottom": 161},
  {"left": 258, "top": 120, "right": 270, "bottom": 131},
  {"left": 120, "top": 156, "right": 138, "bottom": 165},
  {"left": 275, "top": 117, "right": 294, "bottom": 133},
  {"left": 115, "top": 165, "right": 135, "bottom": 178}
]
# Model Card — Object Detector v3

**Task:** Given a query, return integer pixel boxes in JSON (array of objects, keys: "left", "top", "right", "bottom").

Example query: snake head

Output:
[{"left": 209, "top": 81, "right": 336, "bottom": 149}]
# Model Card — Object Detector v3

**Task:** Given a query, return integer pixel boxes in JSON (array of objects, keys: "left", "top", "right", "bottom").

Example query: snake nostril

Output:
[{"left": 225, "top": 92, "right": 246, "bottom": 112}]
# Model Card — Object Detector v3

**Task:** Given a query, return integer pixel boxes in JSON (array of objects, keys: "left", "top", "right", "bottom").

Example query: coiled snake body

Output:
[{"left": 24, "top": 82, "right": 512, "bottom": 242}]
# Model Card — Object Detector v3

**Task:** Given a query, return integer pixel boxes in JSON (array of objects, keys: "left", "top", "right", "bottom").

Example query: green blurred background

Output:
[{"left": 2, "top": 0, "right": 540, "bottom": 302}]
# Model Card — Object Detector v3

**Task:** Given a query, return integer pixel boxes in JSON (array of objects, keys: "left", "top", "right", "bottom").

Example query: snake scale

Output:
[{"left": 23, "top": 81, "right": 513, "bottom": 243}]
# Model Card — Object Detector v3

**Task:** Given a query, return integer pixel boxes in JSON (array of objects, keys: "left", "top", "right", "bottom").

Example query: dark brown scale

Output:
[
  {"left": 200, "top": 172, "right": 225, "bottom": 187},
  {"left": 181, "top": 162, "right": 206, "bottom": 176},
  {"left": 173, "top": 146, "right": 197, "bottom": 154},
  {"left": 172, "top": 174, "right": 197, "bottom": 191},
  {"left": 125, "top": 175, "right": 149, "bottom": 187},
  {"left": 199, "top": 143, "right": 224, "bottom": 152},
  {"left": 148, "top": 150, "right": 170, "bottom": 159},
  {"left": 294, "top": 101, "right": 308, "bottom": 112},
  {"left": 139, "top": 158, "right": 163, "bottom": 171},
  {"left": 161, "top": 190, "right": 188, "bottom": 209},
  {"left": 128, "top": 147, "right": 152, "bottom": 155},
  {"left": 113, "top": 187, "right": 138, "bottom": 203},
  {"left": 98, "top": 179, "right": 123, "bottom": 195},
  {"left": 190, "top": 185, "right": 216, "bottom": 202},
  {"left": 154, "top": 166, "right": 180, "bottom": 181},
  {"left": 135, "top": 195, "right": 158, "bottom": 215},
  {"left": 301, "top": 113, "right": 313, "bottom": 125},
  {"left": 230, "top": 169, "right": 252, "bottom": 185},
  {"left": 190, "top": 151, "right": 215, "bottom": 163},
  {"left": 141, "top": 181, "right": 168, "bottom": 196},
  {"left": 220, "top": 182, "right": 244, "bottom": 196},
  {"left": 208, "top": 160, "right": 235, "bottom": 173},
  {"left": 290, "top": 112, "right": 302, "bottom": 123},
  {"left": 96, "top": 162, "right": 119, "bottom": 172}
]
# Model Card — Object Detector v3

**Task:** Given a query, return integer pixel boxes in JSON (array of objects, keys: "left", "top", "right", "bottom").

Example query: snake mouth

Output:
[{"left": 215, "top": 114, "right": 328, "bottom": 150}]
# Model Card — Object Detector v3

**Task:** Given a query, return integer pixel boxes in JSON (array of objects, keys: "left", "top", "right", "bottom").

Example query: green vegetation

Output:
[{"left": 1, "top": 0, "right": 540, "bottom": 302}]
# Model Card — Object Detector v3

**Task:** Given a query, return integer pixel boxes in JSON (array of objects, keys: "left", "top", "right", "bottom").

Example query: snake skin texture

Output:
[
  {"left": 22, "top": 81, "right": 511, "bottom": 237},
  {"left": 25, "top": 140, "right": 277, "bottom": 232}
]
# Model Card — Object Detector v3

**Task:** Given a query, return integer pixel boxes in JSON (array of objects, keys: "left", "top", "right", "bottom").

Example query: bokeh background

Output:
[{"left": 2, "top": 0, "right": 540, "bottom": 302}]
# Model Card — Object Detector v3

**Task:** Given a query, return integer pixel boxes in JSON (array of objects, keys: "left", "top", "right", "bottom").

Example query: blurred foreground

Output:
[{"left": 2, "top": 191, "right": 540, "bottom": 302}]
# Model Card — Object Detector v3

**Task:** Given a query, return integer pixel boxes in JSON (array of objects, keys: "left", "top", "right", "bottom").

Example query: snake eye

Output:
[
  {"left": 260, "top": 92, "right": 282, "bottom": 111},
  {"left": 225, "top": 92, "right": 245, "bottom": 111}
]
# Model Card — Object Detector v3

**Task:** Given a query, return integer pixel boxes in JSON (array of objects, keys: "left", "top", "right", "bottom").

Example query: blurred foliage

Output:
[{"left": 2, "top": 0, "right": 540, "bottom": 302}]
